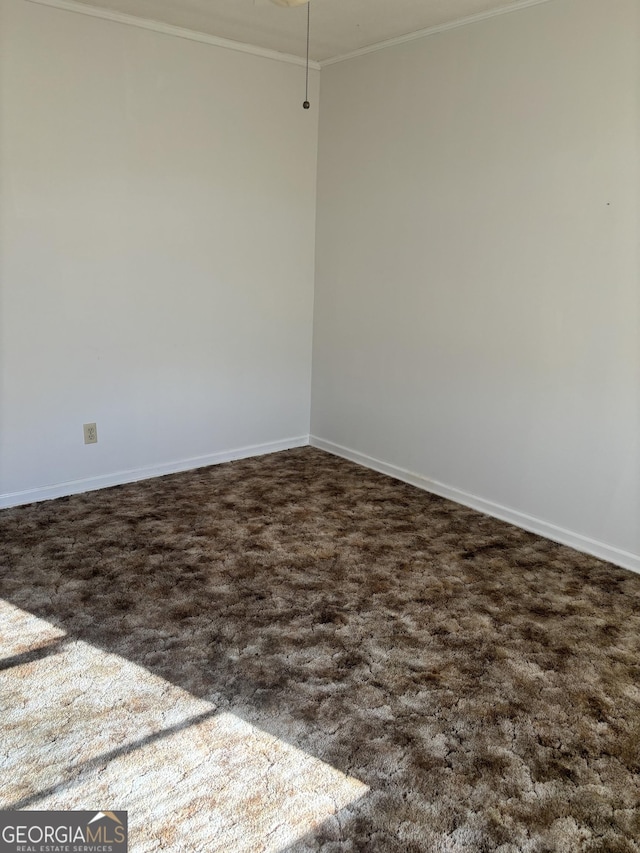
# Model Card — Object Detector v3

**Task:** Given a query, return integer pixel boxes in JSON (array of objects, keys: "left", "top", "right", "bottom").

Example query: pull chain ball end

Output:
[{"left": 303, "top": 3, "right": 310, "bottom": 110}]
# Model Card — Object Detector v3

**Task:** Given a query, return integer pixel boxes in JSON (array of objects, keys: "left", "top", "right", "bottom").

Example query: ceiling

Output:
[{"left": 62, "top": 0, "right": 548, "bottom": 63}]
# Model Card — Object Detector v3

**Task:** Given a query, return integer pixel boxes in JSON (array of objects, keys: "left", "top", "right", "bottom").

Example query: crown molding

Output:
[
  {"left": 24, "top": 0, "right": 322, "bottom": 69},
  {"left": 25, "top": 0, "right": 554, "bottom": 70},
  {"left": 320, "top": 0, "right": 556, "bottom": 67}
]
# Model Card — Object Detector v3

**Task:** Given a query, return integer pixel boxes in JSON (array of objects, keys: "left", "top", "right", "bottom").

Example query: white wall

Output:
[
  {"left": 2, "top": 0, "right": 638, "bottom": 574},
  {"left": 0, "top": 0, "right": 319, "bottom": 503},
  {"left": 312, "top": 0, "right": 640, "bottom": 569}
]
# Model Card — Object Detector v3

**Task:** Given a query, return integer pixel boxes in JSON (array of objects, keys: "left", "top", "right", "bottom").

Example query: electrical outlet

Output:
[{"left": 83, "top": 423, "right": 98, "bottom": 444}]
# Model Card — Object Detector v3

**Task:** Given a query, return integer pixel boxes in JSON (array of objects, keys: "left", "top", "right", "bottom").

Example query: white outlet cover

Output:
[{"left": 83, "top": 423, "right": 98, "bottom": 444}]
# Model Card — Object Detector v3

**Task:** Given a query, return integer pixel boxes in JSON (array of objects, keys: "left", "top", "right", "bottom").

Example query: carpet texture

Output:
[{"left": 1, "top": 446, "right": 639, "bottom": 852}]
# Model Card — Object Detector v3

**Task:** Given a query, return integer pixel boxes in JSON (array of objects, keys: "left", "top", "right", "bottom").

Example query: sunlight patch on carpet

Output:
[{"left": 0, "top": 601, "right": 368, "bottom": 852}]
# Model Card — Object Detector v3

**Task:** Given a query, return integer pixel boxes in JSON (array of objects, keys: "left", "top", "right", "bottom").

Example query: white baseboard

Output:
[
  {"left": 0, "top": 435, "right": 309, "bottom": 509},
  {"left": 310, "top": 435, "right": 640, "bottom": 576},
  {"left": 4, "top": 432, "right": 638, "bottom": 576}
]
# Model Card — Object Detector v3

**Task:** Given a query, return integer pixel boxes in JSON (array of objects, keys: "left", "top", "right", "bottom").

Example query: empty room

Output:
[{"left": 1, "top": 0, "right": 639, "bottom": 850}]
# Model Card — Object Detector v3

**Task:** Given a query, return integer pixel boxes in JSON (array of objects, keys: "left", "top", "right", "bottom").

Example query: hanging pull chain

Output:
[{"left": 303, "top": 2, "right": 310, "bottom": 109}]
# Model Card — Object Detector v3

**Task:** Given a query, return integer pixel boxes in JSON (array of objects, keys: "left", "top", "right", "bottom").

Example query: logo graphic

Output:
[
  {"left": 87, "top": 812, "right": 124, "bottom": 827},
  {"left": 0, "top": 810, "right": 128, "bottom": 853}
]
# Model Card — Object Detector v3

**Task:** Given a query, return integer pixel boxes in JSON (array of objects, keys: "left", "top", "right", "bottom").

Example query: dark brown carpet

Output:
[{"left": 1, "top": 446, "right": 639, "bottom": 852}]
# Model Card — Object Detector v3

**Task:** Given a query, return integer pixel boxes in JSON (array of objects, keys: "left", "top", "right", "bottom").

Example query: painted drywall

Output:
[
  {"left": 0, "top": 0, "right": 319, "bottom": 502},
  {"left": 312, "top": 0, "right": 640, "bottom": 566}
]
